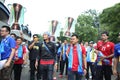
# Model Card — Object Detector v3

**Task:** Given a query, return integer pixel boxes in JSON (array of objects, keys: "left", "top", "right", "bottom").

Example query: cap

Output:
[
  {"left": 43, "top": 32, "right": 50, "bottom": 37},
  {"left": 89, "top": 41, "right": 94, "bottom": 44}
]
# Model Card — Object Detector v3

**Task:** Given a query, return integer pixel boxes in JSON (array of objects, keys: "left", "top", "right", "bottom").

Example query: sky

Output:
[{"left": 4, "top": 0, "right": 120, "bottom": 35}]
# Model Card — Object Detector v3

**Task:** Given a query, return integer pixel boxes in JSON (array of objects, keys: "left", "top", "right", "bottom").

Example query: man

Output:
[
  {"left": 13, "top": 37, "right": 27, "bottom": 80},
  {"left": 59, "top": 40, "right": 69, "bottom": 78},
  {"left": 28, "top": 34, "right": 41, "bottom": 80},
  {"left": 35, "top": 32, "right": 57, "bottom": 80},
  {"left": 86, "top": 41, "right": 97, "bottom": 80},
  {"left": 95, "top": 31, "right": 114, "bottom": 80},
  {"left": 0, "top": 25, "right": 16, "bottom": 80},
  {"left": 66, "top": 34, "right": 87, "bottom": 80},
  {"left": 113, "top": 33, "right": 120, "bottom": 80}
]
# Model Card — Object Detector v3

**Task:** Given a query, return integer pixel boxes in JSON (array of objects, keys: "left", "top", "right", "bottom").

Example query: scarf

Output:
[
  {"left": 16, "top": 45, "right": 23, "bottom": 58},
  {"left": 96, "top": 51, "right": 110, "bottom": 65},
  {"left": 68, "top": 44, "right": 83, "bottom": 74},
  {"left": 62, "top": 44, "right": 68, "bottom": 61}
]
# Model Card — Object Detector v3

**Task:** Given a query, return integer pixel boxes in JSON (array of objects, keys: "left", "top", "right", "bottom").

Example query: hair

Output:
[
  {"left": 33, "top": 34, "right": 38, "bottom": 37},
  {"left": 71, "top": 33, "right": 79, "bottom": 39},
  {"left": 10, "top": 33, "right": 17, "bottom": 38},
  {"left": 16, "top": 36, "right": 23, "bottom": 41},
  {"left": 101, "top": 31, "right": 109, "bottom": 36},
  {"left": 1, "top": 25, "right": 11, "bottom": 33}
]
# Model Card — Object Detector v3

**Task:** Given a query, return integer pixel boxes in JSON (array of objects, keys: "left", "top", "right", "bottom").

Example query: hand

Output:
[
  {"left": 83, "top": 69, "right": 87, "bottom": 76},
  {"left": 23, "top": 60, "right": 27, "bottom": 65},
  {"left": 100, "top": 56, "right": 106, "bottom": 60},
  {"left": 113, "top": 69, "right": 118, "bottom": 76},
  {"left": 35, "top": 61, "right": 38, "bottom": 69},
  {"left": 54, "top": 63, "right": 58, "bottom": 70},
  {"left": 15, "top": 57, "right": 19, "bottom": 61},
  {"left": 4, "top": 61, "right": 10, "bottom": 68}
]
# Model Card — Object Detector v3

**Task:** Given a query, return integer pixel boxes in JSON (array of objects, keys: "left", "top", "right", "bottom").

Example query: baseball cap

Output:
[
  {"left": 89, "top": 41, "right": 94, "bottom": 44},
  {"left": 43, "top": 32, "right": 50, "bottom": 37}
]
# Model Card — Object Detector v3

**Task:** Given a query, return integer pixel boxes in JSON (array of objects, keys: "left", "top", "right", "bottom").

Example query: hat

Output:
[
  {"left": 43, "top": 32, "right": 50, "bottom": 37},
  {"left": 89, "top": 41, "right": 94, "bottom": 44}
]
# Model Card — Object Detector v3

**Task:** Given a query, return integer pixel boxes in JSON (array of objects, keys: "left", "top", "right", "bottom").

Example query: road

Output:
[{"left": 12, "top": 65, "right": 117, "bottom": 80}]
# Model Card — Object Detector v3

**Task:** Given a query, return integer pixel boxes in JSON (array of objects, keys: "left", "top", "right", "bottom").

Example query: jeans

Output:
[
  {"left": 95, "top": 65, "right": 112, "bottom": 80},
  {"left": 86, "top": 62, "right": 95, "bottom": 80},
  {"left": 0, "top": 60, "right": 14, "bottom": 80},
  {"left": 68, "top": 70, "right": 83, "bottom": 80},
  {"left": 13, "top": 64, "right": 22, "bottom": 80},
  {"left": 40, "top": 64, "right": 54, "bottom": 80},
  {"left": 30, "top": 60, "right": 36, "bottom": 80},
  {"left": 60, "top": 58, "right": 68, "bottom": 75}
]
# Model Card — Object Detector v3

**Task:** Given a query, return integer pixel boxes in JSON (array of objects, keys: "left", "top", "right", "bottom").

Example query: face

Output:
[
  {"left": 101, "top": 34, "right": 108, "bottom": 41},
  {"left": 10, "top": 35, "right": 16, "bottom": 39},
  {"left": 33, "top": 36, "right": 39, "bottom": 41},
  {"left": 64, "top": 40, "right": 67, "bottom": 44},
  {"left": 89, "top": 43, "right": 93, "bottom": 47},
  {"left": 16, "top": 38, "right": 22, "bottom": 45},
  {"left": 71, "top": 36, "right": 78, "bottom": 45},
  {"left": 43, "top": 34, "right": 49, "bottom": 40},
  {"left": 0, "top": 28, "right": 9, "bottom": 37}
]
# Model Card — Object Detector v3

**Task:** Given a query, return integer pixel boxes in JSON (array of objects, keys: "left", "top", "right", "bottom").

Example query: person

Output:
[
  {"left": 113, "top": 33, "right": 120, "bottom": 80},
  {"left": 28, "top": 34, "right": 41, "bottom": 80},
  {"left": 59, "top": 40, "right": 69, "bottom": 78},
  {"left": 95, "top": 31, "right": 114, "bottom": 80},
  {"left": 35, "top": 32, "right": 57, "bottom": 80},
  {"left": 86, "top": 41, "right": 97, "bottom": 80},
  {"left": 66, "top": 34, "right": 87, "bottom": 80},
  {"left": 13, "top": 37, "right": 27, "bottom": 80},
  {"left": 0, "top": 25, "right": 16, "bottom": 80},
  {"left": 10, "top": 33, "right": 17, "bottom": 40}
]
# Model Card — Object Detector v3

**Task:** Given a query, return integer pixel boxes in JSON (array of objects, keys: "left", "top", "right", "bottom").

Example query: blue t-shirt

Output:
[
  {"left": 0, "top": 36, "right": 16, "bottom": 60},
  {"left": 114, "top": 43, "right": 120, "bottom": 57}
]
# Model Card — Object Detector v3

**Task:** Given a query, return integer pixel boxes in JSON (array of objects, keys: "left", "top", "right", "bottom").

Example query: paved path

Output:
[{"left": 12, "top": 65, "right": 117, "bottom": 80}]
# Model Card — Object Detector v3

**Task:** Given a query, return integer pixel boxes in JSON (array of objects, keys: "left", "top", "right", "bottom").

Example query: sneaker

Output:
[{"left": 53, "top": 77, "right": 57, "bottom": 80}]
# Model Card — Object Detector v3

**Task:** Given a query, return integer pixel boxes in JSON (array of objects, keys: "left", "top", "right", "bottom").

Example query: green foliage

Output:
[
  {"left": 57, "top": 28, "right": 70, "bottom": 42},
  {"left": 38, "top": 34, "right": 43, "bottom": 41},
  {"left": 75, "top": 9, "right": 99, "bottom": 43},
  {"left": 99, "top": 3, "right": 120, "bottom": 43}
]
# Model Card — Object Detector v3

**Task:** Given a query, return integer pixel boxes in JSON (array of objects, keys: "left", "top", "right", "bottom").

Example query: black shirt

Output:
[{"left": 28, "top": 41, "right": 41, "bottom": 60}]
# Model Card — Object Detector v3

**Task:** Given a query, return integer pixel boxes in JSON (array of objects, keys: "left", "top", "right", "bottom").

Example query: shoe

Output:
[
  {"left": 53, "top": 77, "right": 57, "bottom": 80},
  {"left": 58, "top": 74, "right": 63, "bottom": 78}
]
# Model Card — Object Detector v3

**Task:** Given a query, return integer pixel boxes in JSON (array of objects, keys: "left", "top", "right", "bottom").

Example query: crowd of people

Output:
[{"left": 0, "top": 25, "right": 120, "bottom": 80}]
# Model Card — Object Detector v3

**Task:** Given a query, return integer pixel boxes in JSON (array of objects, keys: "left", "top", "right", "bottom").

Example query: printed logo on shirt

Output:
[{"left": 33, "top": 46, "right": 39, "bottom": 50}]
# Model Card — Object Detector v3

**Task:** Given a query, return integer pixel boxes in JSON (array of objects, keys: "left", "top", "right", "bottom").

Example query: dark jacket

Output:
[{"left": 38, "top": 41, "right": 57, "bottom": 61}]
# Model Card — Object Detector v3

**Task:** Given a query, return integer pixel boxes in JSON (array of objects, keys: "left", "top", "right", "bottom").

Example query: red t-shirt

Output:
[
  {"left": 14, "top": 45, "right": 26, "bottom": 64},
  {"left": 68, "top": 45, "right": 86, "bottom": 71},
  {"left": 97, "top": 40, "right": 114, "bottom": 65}
]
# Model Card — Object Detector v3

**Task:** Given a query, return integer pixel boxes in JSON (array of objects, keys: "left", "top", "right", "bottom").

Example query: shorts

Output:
[{"left": 0, "top": 60, "right": 14, "bottom": 80}]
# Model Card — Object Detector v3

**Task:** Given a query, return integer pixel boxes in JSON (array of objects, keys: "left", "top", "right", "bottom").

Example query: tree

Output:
[
  {"left": 99, "top": 3, "right": 120, "bottom": 43},
  {"left": 75, "top": 9, "right": 99, "bottom": 43}
]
